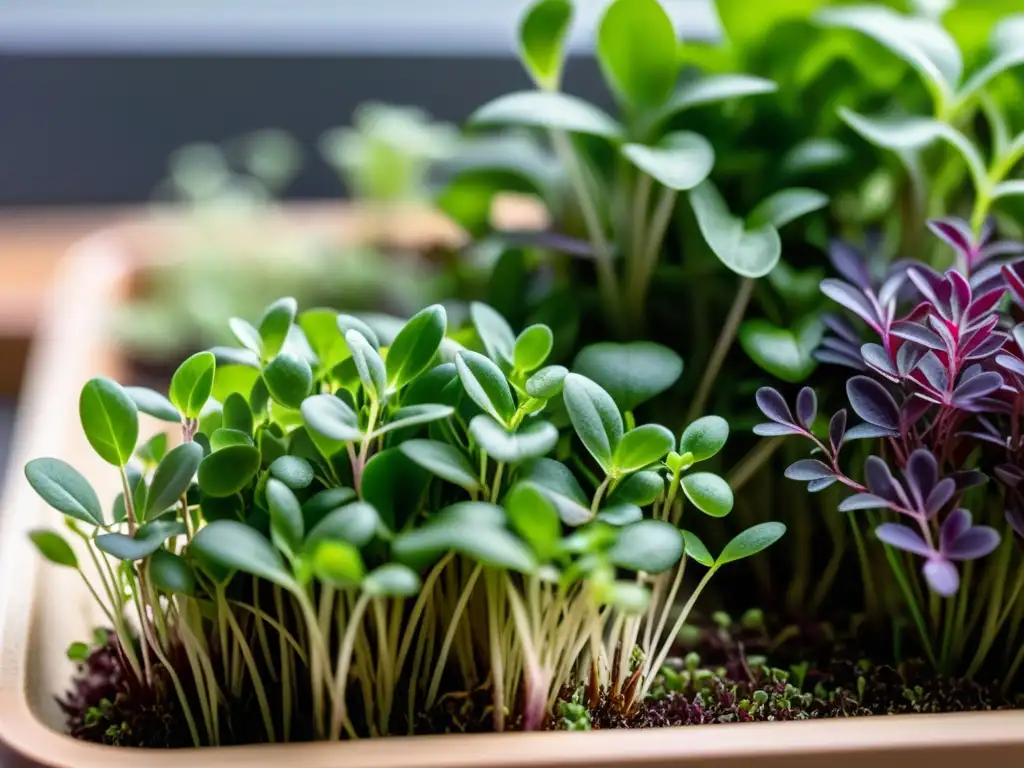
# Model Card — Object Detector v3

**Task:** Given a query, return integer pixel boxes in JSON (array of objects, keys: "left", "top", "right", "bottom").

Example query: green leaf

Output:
[
  {"left": 210, "top": 346, "right": 260, "bottom": 370},
  {"left": 521, "top": 458, "right": 593, "bottom": 525},
  {"left": 209, "top": 428, "right": 253, "bottom": 452},
  {"left": 337, "top": 314, "right": 381, "bottom": 350},
  {"left": 649, "top": 74, "right": 777, "bottom": 129},
  {"left": 505, "top": 482, "right": 561, "bottom": 561},
  {"left": 197, "top": 444, "right": 261, "bottom": 497},
  {"left": 393, "top": 514, "right": 536, "bottom": 573},
  {"left": 519, "top": 0, "right": 573, "bottom": 90},
  {"left": 312, "top": 540, "right": 366, "bottom": 587},
  {"left": 361, "top": 448, "right": 431, "bottom": 531},
  {"left": 596, "top": 502, "right": 643, "bottom": 526},
  {"left": 149, "top": 549, "right": 196, "bottom": 595},
  {"left": 95, "top": 520, "right": 185, "bottom": 561},
  {"left": 469, "top": 415, "right": 558, "bottom": 465},
  {"left": 681, "top": 472, "right": 734, "bottom": 518},
  {"left": 597, "top": 0, "right": 679, "bottom": 109},
  {"left": 363, "top": 563, "right": 421, "bottom": 597},
  {"left": 222, "top": 392, "right": 253, "bottom": 436},
  {"left": 302, "top": 394, "right": 362, "bottom": 444},
  {"left": 716, "top": 522, "right": 787, "bottom": 566},
  {"left": 748, "top": 188, "right": 828, "bottom": 229},
  {"left": 386, "top": 304, "right": 447, "bottom": 392},
  {"left": 307, "top": 501, "right": 380, "bottom": 549},
  {"left": 739, "top": 317, "right": 822, "bottom": 383},
  {"left": 212, "top": 365, "right": 260, "bottom": 404},
  {"left": 622, "top": 132, "right": 714, "bottom": 191},
  {"left": 25, "top": 458, "right": 104, "bottom": 526},
  {"left": 469, "top": 91, "right": 624, "bottom": 140},
  {"left": 258, "top": 297, "right": 298, "bottom": 359},
  {"left": 262, "top": 353, "right": 313, "bottom": 410},
  {"left": 67, "top": 641, "right": 90, "bottom": 662},
  {"left": 79, "top": 377, "right": 139, "bottom": 466},
  {"left": 400, "top": 439, "right": 481, "bottom": 493},
  {"left": 572, "top": 342, "right": 682, "bottom": 412},
  {"left": 689, "top": 180, "right": 781, "bottom": 278},
  {"left": 513, "top": 324, "right": 554, "bottom": 373},
  {"left": 373, "top": 404, "right": 456, "bottom": 438},
  {"left": 604, "top": 582, "right": 650, "bottom": 613},
  {"left": 609, "top": 519, "right": 683, "bottom": 574},
  {"left": 613, "top": 424, "right": 674, "bottom": 474},
  {"left": 470, "top": 302, "right": 516, "bottom": 368},
  {"left": 994, "top": 180, "right": 1024, "bottom": 200},
  {"left": 124, "top": 386, "right": 180, "bottom": 423},
  {"left": 191, "top": 519, "right": 295, "bottom": 588},
  {"left": 839, "top": 109, "right": 945, "bottom": 151},
  {"left": 29, "top": 529, "right": 78, "bottom": 568},
  {"left": 145, "top": 442, "right": 202, "bottom": 520},
  {"left": 607, "top": 470, "right": 664, "bottom": 506},
  {"left": 526, "top": 365, "right": 568, "bottom": 398},
  {"left": 679, "top": 416, "right": 729, "bottom": 462},
  {"left": 562, "top": 373, "right": 623, "bottom": 473},
  {"left": 136, "top": 433, "right": 169, "bottom": 466},
  {"left": 267, "top": 478, "right": 304, "bottom": 558},
  {"left": 302, "top": 487, "right": 358, "bottom": 531},
  {"left": 456, "top": 350, "right": 516, "bottom": 425},
  {"left": 299, "top": 309, "right": 349, "bottom": 370},
  {"left": 229, "top": 316, "right": 263, "bottom": 356},
  {"left": 681, "top": 529, "right": 714, "bottom": 567},
  {"left": 269, "top": 456, "right": 315, "bottom": 490},
  {"left": 403, "top": 363, "right": 458, "bottom": 406},
  {"left": 345, "top": 330, "right": 387, "bottom": 400},
  {"left": 170, "top": 352, "right": 216, "bottom": 420}
]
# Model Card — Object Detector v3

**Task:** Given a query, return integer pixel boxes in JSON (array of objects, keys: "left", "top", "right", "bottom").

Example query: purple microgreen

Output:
[
  {"left": 828, "top": 240, "right": 872, "bottom": 288},
  {"left": 939, "top": 508, "right": 971, "bottom": 547},
  {"left": 922, "top": 558, "right": 960, "bottom": 596},
  {"left": 927, "top": 217, "right": 973, "bottom": 259},
  {"left": 822, "top": 313, "right": 861, "bottom": 345},
  {"left": 861, "top": 343, "right": 899, "bottom": 380},
  {"left": 924, "top": 478, "right": 956, "bottom": 518},
  {"left": 874, "top": 523, "right": 932, "bottom": 557},
  {"left": 846, "top": 376, "right": 900, "bottom": 430},
  {"left": 820, "top": 279, "right": 882, "bottom": 332},
  {"left": 945, "top": 526, "right": 1000, "bottom": 561},
  {"left": 891, "top": 321, "right": 945, "bottom": 351},
  {"left": 844, "top": 423, "right": 899, "bottom": 441},
  {"left": 952, "top": 371, "right": 1004, "bottom": 408},
  {"left": 807, "top": 476, "right": 838, "bottom": 492},
  {"left": 828, "top": 409, "right": 847, "bottom": 452},
  {"left": 752, "top": 422, "right": 803, "bottom": 437},
  {"left": 896, "top": 343, "right": 926, "bottom": 377},
  {"left": 864, "top": 456, "right": 910, "bottom": 507},
  {"left": 903, "top": 449, "right": 938, "bottom": 507},
  {"left": 784, "top": 459, "right": 834, "bottom": 481},
  {"left": 950, "top": 470, "right": 988, "bottom": 490},
  {"left": 837, "top": 493, "right": 892, "bottom": 512},
  {"left": 1002, "top": 263, "right": 1024, "bottom": 305},
  {"left": 795, "top": 387, "right": 817, "bottom": 429},
  {"left": 755, "top": 387, "right": 795, "bottom": 425}
]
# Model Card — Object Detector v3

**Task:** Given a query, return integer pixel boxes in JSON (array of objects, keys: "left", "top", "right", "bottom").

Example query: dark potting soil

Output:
[{"left": 60, "top": 621, "right": 1022, "bottom": 747}]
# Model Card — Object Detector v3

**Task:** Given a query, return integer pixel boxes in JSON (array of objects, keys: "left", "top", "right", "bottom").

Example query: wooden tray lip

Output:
[{"left": 3, "top": 220, "right": 1024, "bottom": 768}]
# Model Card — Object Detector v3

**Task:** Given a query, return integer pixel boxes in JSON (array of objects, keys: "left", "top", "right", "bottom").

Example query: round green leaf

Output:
[
  {"left": 604, "top": 581, "right": 650, "bottom": 613},
  {"left": 299, "top": 309, "right": 348, "bottom": 370},
  {"left": 562, "top": 373, "right": 623, "bottom": 472},
  {"left": 79, "top": 377, "right": 139, "bottom": 466},
  {"left": 136, "top": 433, "right": 169, "bottom": 466},
  {"left": 345, "top": 330, "right": 387, "bottom": 400},
  {"left": 258, "top": 297, "right": 298, "bottom": 359},
  {"left": 513, "top": 324, "right": 554, "bottom": 373},
  {"left": 307, "top": 501, "right": 380, "bottom": 549},
  {"left": 229, "top": 317, "right": 263, "bottom": 356},
  {"left": 572, "top": 342, "right": 682, "bottom": 413},
  {"left": 519, "top": 0, "right": 573, "bottom": 90},
  {"left": 400, "top": 439, "right": 481, "bottom": 492},
  {"left": 839, "top": 109, "right": 945, "bottom": 151},
  {"left": 385, "top": 304, "right": 447, "bottom": 392},
  {"left": 29, "top": 529, "right": 78, "bottom": 568},
  {"left": 456, "top": 350, "right": 516, "bottom": 425},
  {"left": 716, "top": 522, "right": 787, "bottom": 566},
  {"left": 361, "top": 448, "right": 431, "bottom": 531},
  {"left": 469, "top": 415, "right": 558, "bottom": 465},
  {"left": 748, "top": 188, "right": 829, "bottom": 230},
  {"left": 262, "top": 353, "right": 313, "bottom": 410},
  {"left": 311, "top": 540, "right": 365, "bottom": 587},
  {"left": 210, "top": 346, "right": 260, "bottom": 370},
  {"left": 170, "top": 352, "right": 216, "bottom": 420},
  {"left": 681, "top": 529, "right": 714, "bottom": 567},
  {"left": 149, "top": 549, "right": 196, "bottom": 595},
  {"left": 681, "top": 472, "right": 734, "bottom": 518},
  {"left": 212, "top": 364, "right": 260, "bottom": 404},
  {"left": 689, "top": 180, "right": 781, "bottom": 278},
  {"left": 679, "top": 416, "right": 729, "bottom": 462},
  {"left": 145, "top": 442, "right": 202, "bottom": 520},
  {"left": 596, "top": 502, "right": 643, "bottom": 526},
  {"left": 25, "top": 457, "right": 104, "bottom": 526},
  {"left": 222, "top": 392, "right": 253, "bottom": 436},
  {"left": 738, "top": 317, "right": 822, "bottom": 383},
  {"left": 197, "top": 444, "right": 261, "bottom": 497},
  {"left": 269, "top": 456, "right": 315, "bottom": 490},
  {"left": 649, "top": 74, "right": 777, "bottom": 130},
  {"left": 403, "top": 363, "right": 458, "bottom": 406},
  {"left": 302, "top": 487, "right": 358, "bottom": 531},
  {"left": 124, "top": 386, "right": 180, "bottom": 423},
  {"left": 267, "top": 478, "right": 304, "bottom": 558},
  {"left": 470, "top": 302, "right": 516, "bottom": 367},
  {"left": 363, "top": 563, "right": 421, "bottom": 597},
  {"left": 372, "top": 404, "right": 455, "bottom": 438},
  {"left": 209, "top": 428, "right": 253, "bottom": 452},
  {"left": 609, "top": 519, "right": 683, "bottom": 574},
  {"left": 612, "top": 424, "right": 674, "bottom": 474},
  {"left": 191, "top": 519, "right": 295, "bottom": 588},
  {"left": 95, "top": 520, "right": 185, "bottom": 561},
  {"left": 469, "top": 91, "right": 624, "bottom": 140},
  {"left": 337, "top": 314, "right": 380, "bottom": 350},
  {"left": 526, "top": 365, "right": 568, "bottom": 398},
  {"left": 521, "top": 458, "right": 593, "bottom": 526},
  {"left": 505, "top": 482, "right": 561, "bottom": 561},
  {"left": 607, "top": 470, "right": 664, "bottom": 506},
  {"left": 302, "top": 394, "right": 362, "bottom": 444},
  {"left": 393, "top": 517, "right": 536, "bottom": 573},
  {"left": 597, "top": 0, "right": 679, "bottom": 109},
  {"left": 622, "top": 132, "right": 714, "bottom": 191}
]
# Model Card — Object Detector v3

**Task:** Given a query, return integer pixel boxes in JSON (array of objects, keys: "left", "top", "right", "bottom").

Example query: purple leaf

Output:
[
  {"left": 908, "top": 267, "right": 950, "bottom": 320},
  {"left": 996, "top": 354, "right": 1024, "bottom": 378},
  {"left": 950, "top": 470, "right": 988, "bottom": 490},
  {"left": 845, "top": 423, "right": 899, "bottom": 441},
  {"left": 878, "top": 273, "right": 906, "bottom": 309},
  {"left": 828, "top": 241, "right": 871, "bottom": 288},
  {"left": 847, "top": 376, "right": 900, "bottom": 429},
  {"left": 963, "top": 331, "right": 1006, "bottom": 361},
  {"left": 923, "top": 558, "right": 960, "bottom": 596},
  {"left": 865, "top": 456, "right": 908, "bottom": 506},
  {"left": 896, "top": 343, "right": 925, "bottom": 377},
  {"left": 861, "top": 343, "right": 898, "bottom": 379},
  {"left": 752, "top": 422, "right": 802, "bottom": 437},
  {"left": 927, "top": 217, "right": 973, "bottom": 256},
  {"left": 924, "top": 478, "right": 955, "bottom": 518},
  {"left": 995, "top": 464, "right": 1024, "bottom": 488},
  {"left": 837, "top": 493, "right": 891, "bottom": 512},
  {"left": 795, "top": 388, "right": 817, "bottom": 429},
  {"left": 891, "top": 321, "right": 945, "bottom": 351},
  {"left": 822, "top": 314, "right": 861, "bottom": 345},
  {"left": 828, "top": 409, "right": 847, "bottom": 451},
  {"left": 965, "top": 287, "right": 1005, "bottom": 325},
  {"left": 903, "top": 449, "right": 937, "bottom": 506},
  {"left": 901, "top": 395, "right": 932, "bottom": 427},
  {"left": 945, "top": 526, "right": 1000, "bottom": 561},
  {"left": 953, "top": 371, "right": 1003, "bottom": 405},
  {"left": 948, "top": 270, "right": 972, "bottom": 318},
  {"left": 755, "top": 387, "right": 794, "bottom": 425},
  {"left": 940, "top": 508, "right": 971, "bottom": 548},
  {"left": 814, "top": 347, "right": 867, "bottom": 370},
  {"left": 1002, "top": 263, "right": 1024, "bottom": 305},
  {"left": 875, "top": 523, "right": 932, "bottom": 557},
  {"left": 912, "top": 352, "right": 949, "bottom": 393},
  {"left": 927, "top": 315, "right": 957, "bottom": 350},
  {"left": 807, "top": 477, "right": 837, "bottom": 492},
  {"left": 820, "top": 279, "right": 880, "bottom": 330},
  {"left": 785, "top": 459, "right": 834, "bottom": 481}
]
